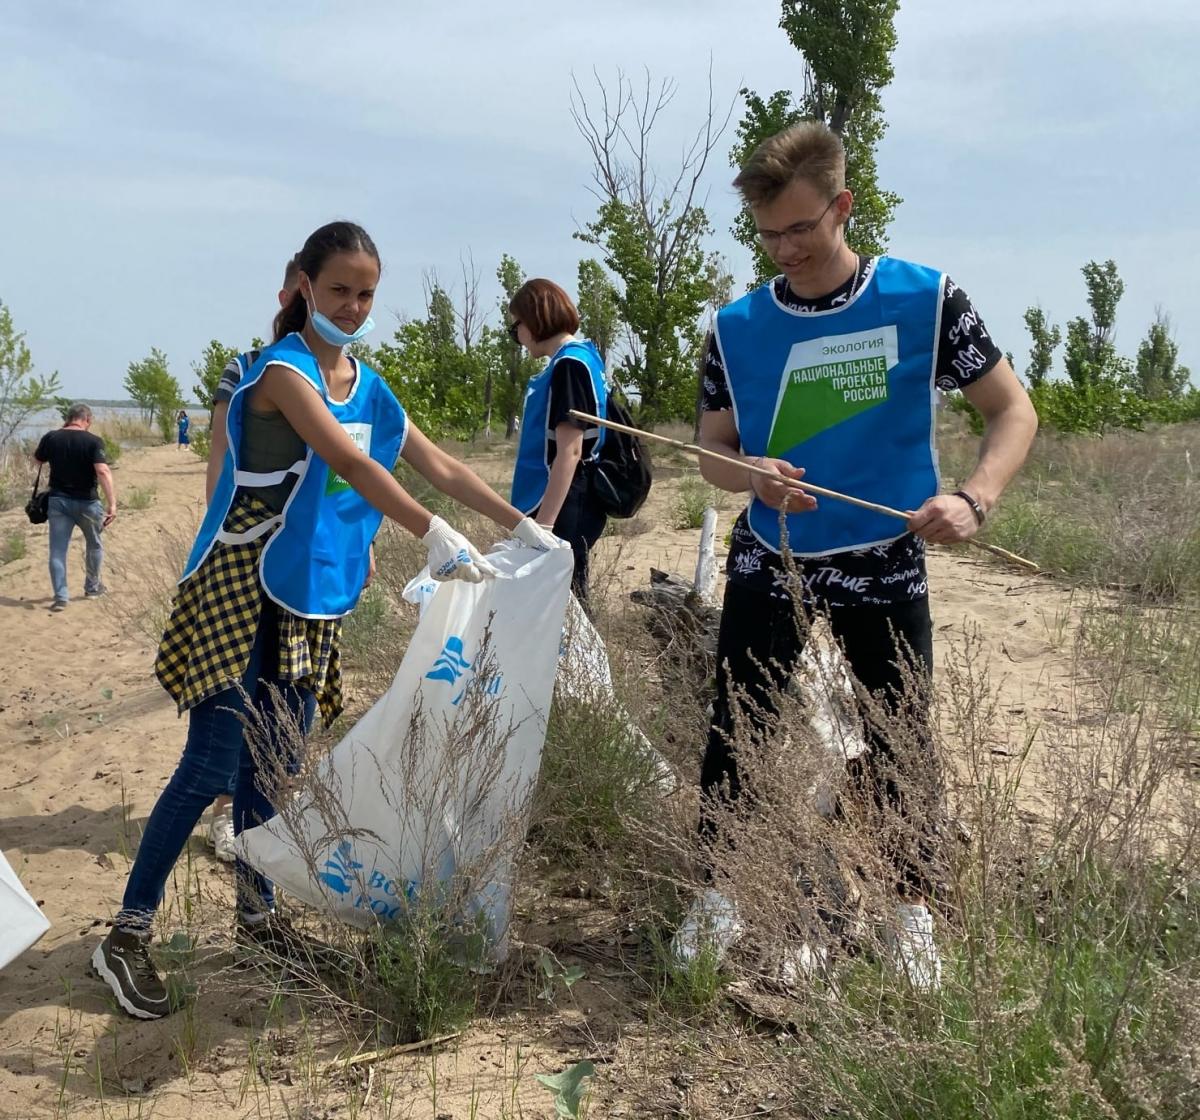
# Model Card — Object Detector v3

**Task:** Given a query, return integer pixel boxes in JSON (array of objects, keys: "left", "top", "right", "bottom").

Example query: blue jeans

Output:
[
  {"left": 48, "top": 495, "right": 105, "bottom": 602},
  {"left": 116, "top": 604, "right": 317, "bottom": 932}
]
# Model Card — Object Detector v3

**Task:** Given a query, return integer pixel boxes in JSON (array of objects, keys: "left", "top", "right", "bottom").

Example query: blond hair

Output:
[{"left": 733, "top": 122, "right": 846, "bottom": 207}]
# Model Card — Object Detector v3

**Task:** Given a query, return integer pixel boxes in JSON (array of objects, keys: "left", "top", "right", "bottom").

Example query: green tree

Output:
[
  {"left": 1022, "top": 306, "right": 1062, "bottom": 387},
  {"left": 732, "top": 1, "right": 902, "bottom": 281},
  {"left": 191, "top": 340, "right": 239, "bottom": 415},
  {"left": 370, "top": 275, "right": 497, "bottom": 442},
  {"left": 422, "top": 278, "right": 487, "bottom": 438},
  {"left": 576, "top": 258, "right": 622, "bottom": 366},
  {"left": 372, "top": 319, "right": 441, "bottom": 438},
  {"left": 0, "top": 299, "right": 61, "bottom": 449},
  {"left": 1063, "top": 259, "right": 1124, "bottom": 388},
  {"left": 495, "top": 254, "right": 542, "bottom": 438},
  {"left": 123, "top": 348, "right": 183, "bottom": 440},
  {"left": 1133, "top": 308, "right": 1191, "bottom": 401},
  {"left": 572, "top": 69, "right": 732, "bottom": 422}
]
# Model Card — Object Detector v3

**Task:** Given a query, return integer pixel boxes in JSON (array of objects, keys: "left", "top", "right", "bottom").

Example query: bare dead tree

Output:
[
  {"left": 570, "top": 63, "right": 735, "bottom": 287},
  {"left": 457, "top": 250, "right": 483, "bottom": 354},
  {"left": 569, "top": 64, "right": 737, "bottom": 420}
]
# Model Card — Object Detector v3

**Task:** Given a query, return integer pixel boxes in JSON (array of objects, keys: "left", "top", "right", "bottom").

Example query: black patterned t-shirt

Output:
[{"left": 703, "top": 257, "right": 1001, "bottom": 607}]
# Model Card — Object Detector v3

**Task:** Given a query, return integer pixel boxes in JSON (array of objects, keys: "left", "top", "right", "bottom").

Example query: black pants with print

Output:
[{"left": 699, "top": 578, "right": 941, "bottom": 898}]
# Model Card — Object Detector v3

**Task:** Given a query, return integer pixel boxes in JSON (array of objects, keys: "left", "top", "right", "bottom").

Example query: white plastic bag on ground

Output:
[
  {"left": 238, "top": 546, "right": 573, "bottom": 958},
  {"left": 0, "top": 848, "right": 50, "bottom": 970}
]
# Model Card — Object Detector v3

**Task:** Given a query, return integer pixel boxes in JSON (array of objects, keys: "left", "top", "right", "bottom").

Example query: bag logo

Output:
[
  {"left": 317, "top": 841, "right": 417, "bottom": 920},
  {"left": 425, "top": 635, "right": 503, "bottom": 706},
  {"left": 317, "top": 840, "right": 363, "bottom": 895}
]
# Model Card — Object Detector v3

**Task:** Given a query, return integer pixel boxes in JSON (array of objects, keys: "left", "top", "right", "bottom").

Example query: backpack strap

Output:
[{"left": 30, "top": 464, "right": 43, "bottom": 499}]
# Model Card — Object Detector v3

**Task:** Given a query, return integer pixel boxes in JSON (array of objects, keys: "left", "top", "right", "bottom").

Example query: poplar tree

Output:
[{"left": 732, "top": 1, "right": 902, "bottom": 281}]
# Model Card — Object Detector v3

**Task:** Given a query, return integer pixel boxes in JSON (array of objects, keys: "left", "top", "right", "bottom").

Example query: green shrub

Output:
[
  {"left": 125, "top": 485, "right": 156, "bottom": 511},
  {"left": 984, "top": 491, "right": 1112, "bottom": 580},
  {"left": 1, "top": 529, "right": 26, "bottom": 564},
  {"left": 188, "top": 426, "right": 211, "bottom": 462},
  {"left": 939, "top": 418, "right": 1200, "bottom": 598},
  {"left": 948, "top": 381, "right": 1200, "bottom": 439},
  {"left": 365, "top": 911, "right": 482, "bottom": 1044},
  {"left": 673, "top": 476, "right": 722, "bottom": 530},
  {"left": 101, "top": 434, "right": 122, "bottom": 466},
  {"left": 793, "top": 855, "right": 1200, "bottom": 1120},
  {"left": 531, "top": 694, "right": 664, "bottom": 869}
]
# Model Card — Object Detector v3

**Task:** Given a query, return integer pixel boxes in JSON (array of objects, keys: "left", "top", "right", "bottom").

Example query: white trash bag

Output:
[
  {"left": 238, "top": 546, "right": 573, "bottom": 959},
  {"left": 0, "top": 848, "right": 50, "bottom": 970},
  {"left": 406, "top": 566, "right": 678, "bottom": 794}
]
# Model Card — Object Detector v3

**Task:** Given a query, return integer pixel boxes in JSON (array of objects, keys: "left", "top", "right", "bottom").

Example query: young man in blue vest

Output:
[{"left": 674, "top": 122, "right": 1038, "bottom": 989}]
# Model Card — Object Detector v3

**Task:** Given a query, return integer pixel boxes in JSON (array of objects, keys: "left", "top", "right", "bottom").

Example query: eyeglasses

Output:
[
  {"left": 756, "top": 195, "right": 840, "bottom": 250},
  {"left": 507, "top": 320, "right": 521, "bottom": 344}
]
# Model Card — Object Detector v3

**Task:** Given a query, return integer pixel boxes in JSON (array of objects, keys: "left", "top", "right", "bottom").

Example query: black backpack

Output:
[{"left": 587, "top": 390, "right": 652, "bottom": 518}]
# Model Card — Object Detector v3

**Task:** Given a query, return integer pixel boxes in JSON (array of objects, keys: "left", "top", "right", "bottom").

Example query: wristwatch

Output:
[{"left": 953, "top": 489, "right": 985, "bottom": 526}]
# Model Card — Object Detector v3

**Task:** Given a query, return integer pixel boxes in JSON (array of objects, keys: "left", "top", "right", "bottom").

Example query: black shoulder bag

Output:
[{"left": 25, "top": 466, "right": 49, "bottom": 525}]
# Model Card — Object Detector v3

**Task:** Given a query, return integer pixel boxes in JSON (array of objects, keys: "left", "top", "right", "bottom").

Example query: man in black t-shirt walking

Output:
[{"left": 33, "top": 404, "right": 117, "bottom": 611}]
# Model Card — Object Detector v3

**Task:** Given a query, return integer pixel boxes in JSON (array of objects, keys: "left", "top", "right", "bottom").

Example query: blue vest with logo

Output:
[
  {"left": 715, "top": 256, "right": 942, "bottom": 557},
  {"left": 510, "top": 339, "right": 607, "bottom": 516},
  {"left": 182, "top": 332, "right": 408, "bottom": 619}
]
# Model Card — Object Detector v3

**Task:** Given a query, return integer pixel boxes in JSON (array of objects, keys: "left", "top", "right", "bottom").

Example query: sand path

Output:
[{"left": 0, "top": 444, "right": 1081, "bottom": 1118}]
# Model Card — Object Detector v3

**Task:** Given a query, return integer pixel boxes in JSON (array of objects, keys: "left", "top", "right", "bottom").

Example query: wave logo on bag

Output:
[
  {"left": 317, "top": 841, "right": 417, "bottom": 920},
  {"left": 427, "top": 636, "right": 472, "bottom": 686},
  {"left": 317, "top": 841, "right": 363, "bottom": 896},
  {"left": 425, "top": 635, "right": 503, "bottom": 707}
]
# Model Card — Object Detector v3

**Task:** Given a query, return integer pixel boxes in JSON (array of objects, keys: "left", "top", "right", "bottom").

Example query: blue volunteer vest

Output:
[
  {"left": 511, "top": 339, "right": 607, "bottom": 515},
  {"left": 182, "top": 332, "right": 408, "bottom": 619},
  {"left": 715, "top": 256, "right": 942, "bottom": 556}
]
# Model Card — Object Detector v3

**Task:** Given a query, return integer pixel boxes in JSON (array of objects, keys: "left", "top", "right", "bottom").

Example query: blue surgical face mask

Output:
[{"left": 304, "top": 286, "right": 376, "bottom": 347}]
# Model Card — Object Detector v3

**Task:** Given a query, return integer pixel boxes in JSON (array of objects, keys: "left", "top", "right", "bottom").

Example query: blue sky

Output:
[{"left": 2, "top": 0, "right": 1196, "bottom": 399}]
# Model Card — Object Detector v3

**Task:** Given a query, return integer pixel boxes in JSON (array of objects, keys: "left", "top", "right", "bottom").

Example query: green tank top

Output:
[{"left": 239, "top": 406, "right": 307, "bottom": 513}]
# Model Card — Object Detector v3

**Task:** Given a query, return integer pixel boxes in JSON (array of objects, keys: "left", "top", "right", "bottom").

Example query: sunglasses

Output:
[{"left": 507, "top": 320, "right": 521, "bottom": 343}]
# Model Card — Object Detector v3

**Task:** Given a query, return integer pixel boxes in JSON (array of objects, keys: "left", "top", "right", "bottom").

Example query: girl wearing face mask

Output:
[{"left": 92, "top": 221, "right": 561, "bottom": 1020}]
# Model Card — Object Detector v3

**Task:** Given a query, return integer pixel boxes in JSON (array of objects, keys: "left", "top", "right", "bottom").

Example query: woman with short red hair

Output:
[{"left": 508, "top": 278, "right": 608, "bottom": 603}]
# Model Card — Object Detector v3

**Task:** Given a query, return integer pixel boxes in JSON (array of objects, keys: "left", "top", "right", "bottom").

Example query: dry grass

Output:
[
  {"left": 93, "top": 415, "right": 161, "bottom": 448},
  {"left": 941, "top": 415, "right": 1200, "bottom": 598},
  {"left": 0, "top": 439, "right": 36, "bottom": 511},
  {"left": 48, "top": 426, "right": 1200, "bottom": 1119}
]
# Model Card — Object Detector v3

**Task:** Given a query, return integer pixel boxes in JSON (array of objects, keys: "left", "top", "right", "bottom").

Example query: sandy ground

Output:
[{"left": 0, "top": 443, "right": 1083, "bottom": 1119}]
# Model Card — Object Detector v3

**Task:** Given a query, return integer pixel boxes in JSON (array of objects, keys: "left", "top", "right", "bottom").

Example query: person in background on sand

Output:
[
  {"left": 199, "top": 256, "right": 301, "bottom": 864},
  {"left": 176, "top": 410, "right": 190, "bottom": 449},
  {"left": 33, "top": 404, "right": 117, "bottom": 612},
  {"left": 91, "top": 220, "right": 568, "bottom": 1020},
  {"left": 508, "top": 278, "right": 608, "bottom": 604},
  {"left": 672, "top": 122, "right": 1038, "bottom": 990}
]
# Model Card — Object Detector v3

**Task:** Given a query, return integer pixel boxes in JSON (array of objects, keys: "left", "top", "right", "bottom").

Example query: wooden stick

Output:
[
  {"left": 570, "top": 409, "right": 1041, "bottom": 573},
  {"left": 323, "top": 1031, "right": 461, "bottom": 1073}
]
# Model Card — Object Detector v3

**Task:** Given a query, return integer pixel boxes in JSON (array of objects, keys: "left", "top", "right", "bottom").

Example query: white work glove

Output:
[
  {"left": 422, "top": 516, "right": 498, "bottom": 582},
  {"left": 513, "top": 517, "right": 571, "bottom": 552}
]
